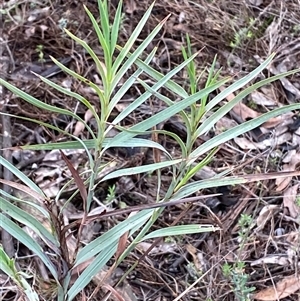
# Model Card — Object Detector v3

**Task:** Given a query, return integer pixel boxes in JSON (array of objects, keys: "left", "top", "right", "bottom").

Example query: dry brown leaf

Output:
[
  {"left": 276, "top": 153, "right": 300, "bottom": 191},
  {"left": 262, "top": 112, "right": 294, "bottom": 129},
  {"left": 215, "top": 116, "right": 238, "bottom": 135},
  {"left": 220, "top": 85, "right": 260, "bottom": 121},
  {"left": 232, "top": 102, "right": 260, "bottom": 121},
  {"left": 234, "top": 137, "right": 263, "bottom": 150},
  {"left": 251, "top": 255, "right": 291, "bottom": 267},
  {"left": 283, "top": 184, "right": 300, "bottom": 218},
  {"left": 186, "top": 244, "right": 199, "bottom": 265},
  {"left": 173, "top": 24, "right": 188, "bottom": 31},
  {"left": 234, "top": 132, "right": 292, "bottom": 150},
  {"left": 25, "top": 26, "right": 36, "bottom": 38},
  {"left": 251, "top": 90, "right": 277, "bottom": 106},
  {"left": 256, "top": 205, "right": 279, "bottom": 231},
  {"left": 73, "top": 108, "right": 95, "bottom": 136},
  {"left": 115, "top": 232, "right": 128, "bottom": 262},
  {"left": 73, "top": 121, "right": 85, "bottom": 136},
  {"left": 136, "top": 241, "right": 177, "bottom": 255},
  {"left": 254, "top": 275, "right": 300, "bottom": 300},
  {"left": 282, "top": 149, "right": 296, "bottom": 164},
  {"left": 124, "top": 0, "right": 137, "bottom": 14}
]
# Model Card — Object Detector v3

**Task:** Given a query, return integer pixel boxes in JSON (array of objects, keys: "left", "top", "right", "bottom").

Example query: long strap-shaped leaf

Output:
[{"left": 0, "top": 213, "right": 58, "bottom": 281}]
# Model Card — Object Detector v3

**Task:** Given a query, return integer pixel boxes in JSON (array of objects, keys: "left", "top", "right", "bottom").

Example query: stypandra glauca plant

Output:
[{"left": 0, "top": 1, "right": 299, "bottom": 300}]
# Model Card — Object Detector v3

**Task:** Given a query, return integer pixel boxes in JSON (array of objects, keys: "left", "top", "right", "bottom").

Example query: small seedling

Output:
[
  {"left": 35, "top": 44, "right": 45, "bottom": 63},
  {"left": 106, "top": 184, "right": 116, "bottom": 201}
]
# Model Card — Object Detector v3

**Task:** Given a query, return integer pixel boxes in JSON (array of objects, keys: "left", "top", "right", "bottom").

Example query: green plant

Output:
[
  {"left": 222, "top": 214, "right": 255, "bottom": 301},
  {"left": 237, "top": 213, "right": 253, "bottom": 246},
  {"left": 105, "top": 184, "right": 116, "bottom": 204},
  {"left": 0, "top": 0, "right": 300, "bottom": 300},
  {"left": 186, "top": 261, "right": 202, "bottom": 280},
  {"left": 35, "top": 44, "right": 45, "bottom": 63},
  {"left": 230, "top": 17, "right": 256, "bottom": 48},
  {"left": 231, "top": 261, "right": 255, "bottom": 301}
]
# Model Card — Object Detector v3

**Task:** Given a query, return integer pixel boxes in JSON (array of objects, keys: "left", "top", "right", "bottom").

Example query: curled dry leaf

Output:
[
  {"left": 249, "top": 0, "right": 263, "bottom": 6},
  {"left": 283, "top": 184, "right": 300, "bottom": 219},
  {"left": 232, "top": 102, "right": 260, "bottom": 121},
  {"left": 282, "top": 149, "right": 296, "bottom": 164},
  {"left": 256, "top": 205, "right": 279, "bottom": 231},
  {"left": 124, "top": 0, "right": 137, "bottom": 14},
  {"left": 73, "top": 108, "right": 95, "bottom": 136},
  {"left": 254, "top": 275, "right": 300, "bottom": 300},
  {"left": 262, "top": 112, "right": 294, "bottom": 129},
  {"left": 186, "top": 244, "right": 207, "bottom": 273},
  {"left": 251, "top": 90, "right": 277, "bottom": 106},
  {"left": 215, "top": 116, "right": 238, "bottom": 135},
  {"left": 234, "top": 132, "right": 292, "bottom": 150},
  {"left": 276, "top": 153, "right": 300, "bottom": 191},
  {"left": 251, "top": 255, "right": 291, "bottom": 267}
]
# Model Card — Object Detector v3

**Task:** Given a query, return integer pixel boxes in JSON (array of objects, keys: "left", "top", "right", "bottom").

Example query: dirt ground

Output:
[{"left": 1, "top": 0, "right": 300, "bottom": 300}]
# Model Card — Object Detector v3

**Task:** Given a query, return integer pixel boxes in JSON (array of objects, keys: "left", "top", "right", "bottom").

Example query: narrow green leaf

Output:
[
  {"left": 0, "top": 197, "right": 59, "bottom": 249},
  {"left": 49, "top": 55, "right": 105, "bottom": 124},
  {"left": 64, "top": 29, "right": 108, "bottom": 94},
  {"left": 0, "top": 156, "right": 45, "bottom": 196},
  {"left": 196, "top": 68, "right": 300, "bottom": 137},
  {"left": 108, "top": 47, "right": 157, "bottom": 115},
  {"left": 0, "top": 213, "right": 58, "bottom": 281},
  {"left": 106, "top": 78, "right": 229, "bottom": 149},
  {"left": 110, "top": 0, "right": 122, "bottom": 54},
  {"left": 0, "top": 112, "right": 82, "bottom": 143},
  {"left": 130, "top": 54, "right": 189, "bottom": 98},
  {"left": 101, "top": 159, "right": 182, "bottom": 182},
  {"left": 141, "top": 224, "right": 220, "bottom": 241},
  {"left": 98, "top": 0, "right": 110, "bottom": 44},
  {"left": 189, "top": 102, "right": 300, "bottom": 165},
  {"left": 84, "top": 5, "right": 111, "bottom": 76},
  {"left": 112, "top": 11, "right": 169, "bottom": 90},
  {"left": 33, "top": 72, "right": 97, "bottom": 139},
  {"left": 0, "top": 246, "right": 17, "bottom": 279},
  {"left": 110, "top": 51, "right": 199, "bottom": 125},
  {"left": 0, "top": 79, "right": 79, "bottom": 117},
  {"left": 112, "top": 15, "right": 169, "bottom": 91},
  {"left": 75, "top": 209, "right": 153, "bottom": 266},
  {"left": 173, "top": 177, "right": 247, "bottom": 201},
  {"left": 204, "top": 54, "right": 276, "bottom": 113},
  {"left": 67, "top": 244, "right": 117, "bottom": 301},
  {"left": 0, "top": 79, "right": 92, "bottom": 136},
  {"left": 112, "top": 2, "right": 155, "bottom": 76},
  {"left": 0, "top": 246, "right": 39, "bottom": 301},
  {"left": 19, "top": 137, "right": 167, "bottom": 153}
]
